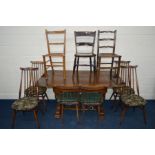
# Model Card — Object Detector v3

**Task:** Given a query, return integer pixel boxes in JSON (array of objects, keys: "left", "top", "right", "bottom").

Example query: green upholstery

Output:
[
  {"left": 121, "top": 94, "right": 146, "bottom": 107},
  {"left": 25, "top": 86, "right": 47, "bottom": 97},
  {"left": 11, "top": 97, "right": 38, "bottom": 110},
  {"left": 80, "top": 92, "right": 103, "bottom": 105},
  {"left": 56, "top": 92, "right": 80, "bottom": 105}
]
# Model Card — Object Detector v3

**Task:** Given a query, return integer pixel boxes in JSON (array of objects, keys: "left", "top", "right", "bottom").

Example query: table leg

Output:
[{"left": 54, "top": 103, "right": 61, "bottom": 118}]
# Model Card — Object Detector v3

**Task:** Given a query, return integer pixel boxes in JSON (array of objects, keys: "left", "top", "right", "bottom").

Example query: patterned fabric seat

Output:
[
  {"left": 121, "top": 94, "right": 146, "bottom": 107},
  {"left": 11, "top": 97, "right": 38, "bottom": 111},
  {"left": 24, "top": 86, "right": 47, "bottom": 97},
  {"left": 80, "top": 92, "right": 103, "bottom": 105}
]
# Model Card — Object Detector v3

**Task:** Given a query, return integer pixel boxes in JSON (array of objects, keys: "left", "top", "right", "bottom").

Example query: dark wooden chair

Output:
[
  {"left": 120, "top": 65, "right": 147, "bottom": 125},
  {"left": 109, "top": 60, "right": 131, "bottom": 108},
  {"left": 11, "top": 67, "right": 40, "bottom": 128},
  {"left": 43, "top": 30, "right": 66, "bottom": 79},
  {"left": 53, "top": 85, "right": 81, "bottom": 120},
  {"left": 80, "top": 85, "right": 107, "bottom": 118},
  {"left": 30, "top": 61, "right": 49, "bottom": 100},
  {"left": 97, "top": 30, "right": 121, "bottom": 82},
  {"left": 73, "top": 31, "right": 96, "bottom": 74},
  {"left": 29, "top": 61, "right": 49, "bottom": 112}
]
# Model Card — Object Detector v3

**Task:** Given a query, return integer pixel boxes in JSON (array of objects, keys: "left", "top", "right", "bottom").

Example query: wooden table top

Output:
[{"left": 39, "top": 70, "right": 117, "bottom": 88}]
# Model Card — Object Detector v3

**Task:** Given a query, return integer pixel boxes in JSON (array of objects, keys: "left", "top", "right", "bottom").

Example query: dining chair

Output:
[
  {"left": 80, "top": 85, "right": 107, "bottom": 118},
  {"left": 53, "top": 85, "right": 81, "bottom": 121},
  {"left": 120, "top": 65, "right": 147, "bottom": 125},
  {"left": 73, "top": 31, "right": 96, "bottom": 74},
  {"left": 97, "top": 30, "right": 121, "bottom": 82},
  {"left": 11, "top": 67, "right": 40, "bottom": 128},
  {"left": 109, "top": 60, "right": 131, "bottom": 109},
  {"left": 30, "top": 61, "right": 49, "bottom": 100},
  {"left": 43, "top": 29, "right": 66, "bottom": 79}
]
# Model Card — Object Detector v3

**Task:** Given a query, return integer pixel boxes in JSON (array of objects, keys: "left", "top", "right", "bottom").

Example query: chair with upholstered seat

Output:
[
  {"left": 120, "top": 65, "right": 147, "bottom": 125},
  {"left": 73, "top": 31, "right": 96, "bottom": 74},
  {"left": 109, "top": 60, "right": 131, "bottom": 109},
  {"left": 80, "top": 85, "right": 107, "bottom": 119},
  {"left": 11, "top": 67, "right": 40, "bottom": 128},
  {"left": 53, "top": 85, "right": 81, "bottom": 121}
]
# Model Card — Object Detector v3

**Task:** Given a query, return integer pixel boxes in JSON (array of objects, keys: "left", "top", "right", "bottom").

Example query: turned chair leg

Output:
[
  {"left": 141, "top": 106, "right": 147, "bottom": 125},
  {"left": 120, "top": 105, "right": 128, "bottom": 126},
  {"left": 73, "top": 57, "right": 77, "bottom": 74},
  {"left": 33, "top": 110, "right": 40, "bottom": 128},
  {"left": 11, "top": 110, "right": 16, "bottom": 128},
  {"left": 97, "top": 105, "right": 101, "bottom": 119},
  {"left": 89, "top": 57, "right": 92, "bottom": 72},
  {"left": 61, "top": 104, "right": 64, "bottom": 119},
  {"left": 94, "top": 56, "right": 96, "bottom": 71},
  {"left": 77, "top": 57, "right": 79, "bottom": 72},
  {"left": 45, "top": 92, "right": 49, "bottom": 101},
  {"left": 76, "top": 104, "right": 79, "bottom": 121}
]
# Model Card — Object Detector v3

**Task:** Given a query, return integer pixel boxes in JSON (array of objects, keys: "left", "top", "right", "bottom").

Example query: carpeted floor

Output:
[{"left": 0, "top": 99, "right": 155, "bottom": 129}]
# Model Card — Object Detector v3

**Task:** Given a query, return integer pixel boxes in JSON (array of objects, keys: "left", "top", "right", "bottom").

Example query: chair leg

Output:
[
  {"left": 97, "top": 105, "right": 101, "bottom": 118},
  {"left": 11, "top": 110, "right": 16, "bottom": 128},
  {"left": 61, "top": 104, "right": 64, "bottom": 119},
  {"left": 93, "top": 56, "right": 96, "bottom": 72},
  {"left": 63, "top": 56, "right": 66, "bottom": 79},
  {"left": 45, "top": 92, "right": 49, "bottom": 101},
  {"left": 109, "top": 92, "right": 115, "bottom": 100},
  {"left": 73, "top": 57, "right": 77, "bottom": 74},
  {"left": 120, "top": 105, "right": 128, "bottom": 125},
  {"left": 77, "top": 57, "right": 79, "bottom": 72},
  {"left": 89, "top": 57, "right": 92, "bottom": 72},
  {"left": 42, "top": 95, "right": 47, "bottom": 113},
  {"left": 33, "top": 110, "right": 40, "bottom": 128},
  {"left": 76, "top": 104, "right": 79, "bottom": 121},
  {"left": 98, "top": 57, "right": 101, "bottom": 73},
  {"left": 141, "top": 106, "right": 147, "bottom": 125}
]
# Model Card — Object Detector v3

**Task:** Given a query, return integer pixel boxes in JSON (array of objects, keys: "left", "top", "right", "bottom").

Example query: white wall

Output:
[{"left": 0, "top": 26, "right": 155, "bottom": 99}]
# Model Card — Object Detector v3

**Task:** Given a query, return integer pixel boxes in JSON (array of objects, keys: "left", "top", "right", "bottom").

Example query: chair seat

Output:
[
  {"left": 75, "top": 53, "right": 96, "bottom": 57},
  {"left": 80, "top": 92, "right": 103, "bottom": 105},
  {"left": 11, "top": 97, "right": 38, "bottom": 110},
  {"left": 57, "top": 92, "right": 80, "bottom": 105},
  {"left": 121, "top": 94, "right": 146, "bottom": 107},
  {"left": 98, "top": 53, "right": 121, "bottom": 58},
  {"left": 25, "top": 86, "right": 47, "bottom": 97}
]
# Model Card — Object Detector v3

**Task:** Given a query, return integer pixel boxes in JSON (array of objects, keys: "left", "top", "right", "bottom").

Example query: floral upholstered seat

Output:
[
  {"left": 121, "top": 94, "right": 146, "bottom": 107},
  {"left": 24, "top": 86, "right": 47, "bottom": 97},
  {"left": 11, "top": 97, "right": 38, "bottom": 111}
]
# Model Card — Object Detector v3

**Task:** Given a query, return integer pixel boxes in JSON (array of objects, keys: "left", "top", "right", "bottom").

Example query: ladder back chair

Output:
[
  {"left": 120, "top": 65, "right": 147, "bottom": 125},
  {"left": 80, "top": 85, "right": 107, "bottom": 118},
  {"left": 97, "top": 30, "right": 121, "bottom": 81},
  {"left": 53, "top": 85, "right": 81, "bottom": 120},
  {"left": 11, "top": 67, "right": 40, "bottom": 128},
  {"left": 73, "top": 31, "right": 96, "bottom": 74},
  {"left": 43, "top": 29, "right": 66, "bottom": 79}
]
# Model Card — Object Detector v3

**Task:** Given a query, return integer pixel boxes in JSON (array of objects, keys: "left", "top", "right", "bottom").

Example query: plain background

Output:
[{"left": 0, "top": 0, "right": 155, "bottom": 155}]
